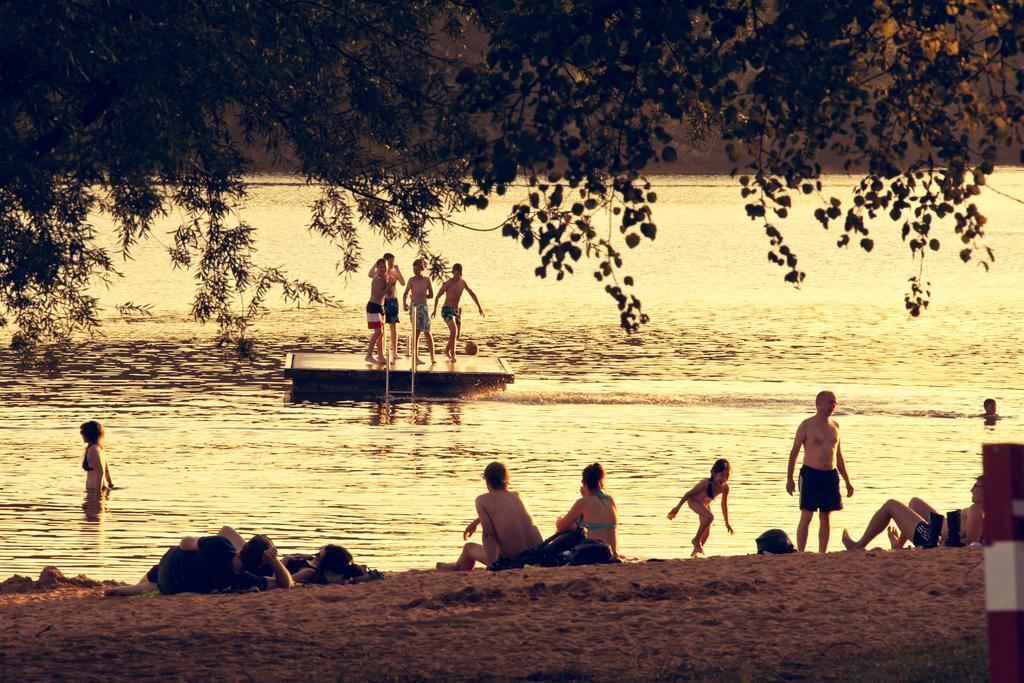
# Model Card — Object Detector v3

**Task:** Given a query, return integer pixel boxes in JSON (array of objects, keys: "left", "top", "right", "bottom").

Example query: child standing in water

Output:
[
  {"left": 667, "top": 459, "right": 732, "bottom": 557},
  {"left": 81, "top": 420, "right": 114, "bottom": 491}
]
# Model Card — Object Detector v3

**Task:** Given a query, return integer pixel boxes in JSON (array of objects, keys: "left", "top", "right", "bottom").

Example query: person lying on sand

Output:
[
  {"left": 437, "top": 462, "right": 542, "bottom": 571},
  {"left": 285, "top": 544, "right": 378, "bottom": 585},
  {"left": 842, "top": 476, "right": 984, "bottom": 550},
  {"left": 667, "top": 458, "right": 733, "bottom": 557},
  {"left": 105, "top": 526, "right": 293, "bottom": 596},
  {"left": 556, "top": 462, "right": 619, "bottom": 556}
]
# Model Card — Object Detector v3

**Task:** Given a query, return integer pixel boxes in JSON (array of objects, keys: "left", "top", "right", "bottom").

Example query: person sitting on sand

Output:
[
  {"left": 105, "top": 526, "right": 294, "bottom": 596},
  {"left": 80, "top": 420, "right": 114, "bottom": 491},
  {"left": 364, "top": 258, "right": 388, "bottom": 364},
  {"left": 403, "top": 258, "right": 436, "bottom": 365},
  {"left": 556, "top": 463, "right": 619, "bottom": 556},
  {"left": 437, "top": 462, "right": 542, "bottom": 571},
  {"left": 431, "top": 263, "right": 484, "bottom": 362},
  {"left": 667, "top": 458, "right": 733, "bottom": 557},
  {"left": 842, "top": 476, "right": 984, "bottom": 550}
]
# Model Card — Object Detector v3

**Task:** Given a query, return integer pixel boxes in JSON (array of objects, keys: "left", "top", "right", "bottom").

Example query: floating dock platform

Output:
[{"left": 284, "top": 352, "right": 515, "bottom": 401}]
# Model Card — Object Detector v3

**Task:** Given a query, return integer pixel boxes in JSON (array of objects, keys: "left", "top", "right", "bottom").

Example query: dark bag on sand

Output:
[
  {"left": 489, "top": 529, "right": 586, "bottom": 571},
  {"left": 567, "top": 539, "right": 618, "bottom": 566},
  {"left": 756, "top": 529, "right": 796, "bottom": 554}
]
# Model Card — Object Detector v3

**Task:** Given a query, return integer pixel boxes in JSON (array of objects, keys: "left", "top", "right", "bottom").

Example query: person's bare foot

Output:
[
  {"left": 415, "top": 357, "right": 426, "bottom": 365},
  {"left": 887, "top": 526, "right": 901, "bottom": 549},
  {"left": 435, "top": 561, "right": 457, "bottom": 571},
  {"left": 841, "top": 529, "right": 859, "bottom": 550},
  {"left": 690, "top": 543, "right": 704, "bottom": 558},
  {"left": 364, "top": 354, "right": 375, "bottom": 363},
  {"left": 430, "top": 357, "right": 436, "bottom": 365},
  {"left": 373, "top": 355, "right": 386, "bottom": 365}
]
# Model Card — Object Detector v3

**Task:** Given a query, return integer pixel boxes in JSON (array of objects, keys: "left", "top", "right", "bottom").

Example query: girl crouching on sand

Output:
[{"left": 667, "top": 458, "right": 732, "bottom": 557}]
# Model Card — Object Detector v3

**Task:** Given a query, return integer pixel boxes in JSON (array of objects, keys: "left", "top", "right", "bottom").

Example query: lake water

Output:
[{"left": 2, "top": 174, "right": 1023, "bottom": 581}]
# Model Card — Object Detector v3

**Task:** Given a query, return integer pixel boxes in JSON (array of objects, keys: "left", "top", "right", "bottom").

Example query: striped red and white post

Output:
[{"left": 984, "top": 443, "right": 1024, "bottom": 683}]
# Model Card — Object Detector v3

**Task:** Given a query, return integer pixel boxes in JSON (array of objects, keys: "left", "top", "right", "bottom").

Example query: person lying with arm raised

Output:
[{"left": 105, "top": 527, "right": 293, "bottom": 596}]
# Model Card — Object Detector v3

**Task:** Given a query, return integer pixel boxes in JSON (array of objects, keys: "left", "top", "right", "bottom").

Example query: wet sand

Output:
[{"left": 0, "top": 549, "right": 985, "bottom": 681}]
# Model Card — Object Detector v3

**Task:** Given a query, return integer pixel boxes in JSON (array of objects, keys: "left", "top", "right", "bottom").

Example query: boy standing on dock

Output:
[
  {"left": 368, "top": 253, "right": 405, "bottom": 363},
  {"left": 403, "top": 259, "right": 436, "bottom": 364},
  {"left": 786, "top": 390, "right": 854, "bottom": 552},
  {"left": 364, "top": 258, "right": 388, "bottom": 364},
  {"left": 432, "top": 263, "right": 484, "bottom": 362}
]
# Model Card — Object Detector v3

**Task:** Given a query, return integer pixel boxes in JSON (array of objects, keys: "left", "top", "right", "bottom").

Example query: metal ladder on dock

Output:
[{"left": 383, "top": 316, "right": 417, "bottom": 404}]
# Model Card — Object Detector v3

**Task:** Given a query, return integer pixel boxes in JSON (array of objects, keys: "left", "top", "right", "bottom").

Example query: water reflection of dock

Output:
[{"left": 284, "top": 352, "right": 514, "bottom": 402}]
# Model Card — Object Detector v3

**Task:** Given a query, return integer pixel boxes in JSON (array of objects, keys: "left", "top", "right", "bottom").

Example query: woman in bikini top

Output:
[
  {"left": 556, "top": 462, "right": 618, "bottom": 555},
  {"left": 80, "top": 420, "right": 114, "bottom": 491}
]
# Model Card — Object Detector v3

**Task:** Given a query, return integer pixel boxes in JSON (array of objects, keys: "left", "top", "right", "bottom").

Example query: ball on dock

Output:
[{"left": 464, "top": 341, "right": 479, "bottom": 355}]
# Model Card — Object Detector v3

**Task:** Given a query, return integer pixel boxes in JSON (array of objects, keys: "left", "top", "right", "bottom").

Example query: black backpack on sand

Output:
[
  {"left": 755, "top": 528, "right": 796, "bottom": 554},
  {"left": 567, "top": 538, "right": 618, "bottom": 566}
]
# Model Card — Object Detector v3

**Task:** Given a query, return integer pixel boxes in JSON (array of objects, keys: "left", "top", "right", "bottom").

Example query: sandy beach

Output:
[{"left": 0, "top": 549, "right": 985, "bottom": 681}]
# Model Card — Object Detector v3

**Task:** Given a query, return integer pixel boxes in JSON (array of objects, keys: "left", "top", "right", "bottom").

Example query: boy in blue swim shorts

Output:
[
  {"left": 403, "top": 259, "right": 436, "bottom": 364},
  {"left": 432, "top": 263, "right": 484, "bottom": 362}
]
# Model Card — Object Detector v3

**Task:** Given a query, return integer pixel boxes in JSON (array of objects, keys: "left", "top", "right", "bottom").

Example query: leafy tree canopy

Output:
[{"left": 2, "top": 0, "right": 1022, "bottom": 354}]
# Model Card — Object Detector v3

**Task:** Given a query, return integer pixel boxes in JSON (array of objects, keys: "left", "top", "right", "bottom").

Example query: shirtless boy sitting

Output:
[
  {"left": 431, "top": 263, "right": 484, "bottom": 362},
  {"left": 842, "top": 476, "right": 984, "bottom": 549},
  {"left": 437, "top": 461, "right": 542, "bottom": 571},
  {"left": 402, "top": 258, "right": 435, "bottom": 365},
  {"left": 786, "top": 390, "right": 854, "bottom": 552}
]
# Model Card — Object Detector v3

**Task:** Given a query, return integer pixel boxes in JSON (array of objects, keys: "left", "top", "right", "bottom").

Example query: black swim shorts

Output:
[
  {"left": 798, "top": 465, "right": 842, "bottom": 512},
  {"left": 912, "top": 521, "right": 931, "bottom": 547},
  {"left": 383, "top": 298, "right": 400, "bottom": 324}
]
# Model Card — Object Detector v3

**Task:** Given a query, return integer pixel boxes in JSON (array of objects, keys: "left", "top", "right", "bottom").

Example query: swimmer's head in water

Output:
[
  {"left": 984, "top": 398, "right": 997, "bottom": 415},
  {"left": 483, "top": 461, "right": 508, "bottom": 490},
  {"left": 582, "top": 463, "right": 605, "bottom": 491},
  {"left": 239, "top": 534, "right": 273, "bottom": 572},
  {"left": 815, "top": 390, "right": 837, "bottom": 416},
  {"left": 79, "top": 420, "right": 104, "bottom": 445}
]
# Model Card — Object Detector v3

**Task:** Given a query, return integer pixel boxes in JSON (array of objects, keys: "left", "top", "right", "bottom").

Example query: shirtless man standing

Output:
[
  {"left": 431, "top": 263, "right": 484, "bottom": 362},
  {"left": 842, "top": 476, "right": 984, "bottom": 550},
  {"left": 786, "top": 390, "right": 854, "bottom": 552},
  {"left": 402, "top": 258, "right": 435, "bottom": 365},
  {"left": 437, "top": 461, "right": 542, "bottom": 571},
  {"left": 368, "top": 253, "right": 405, "bottom": 363},
  {"left": 364, "top": 258, "right": 388, "bottom": 364}
]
